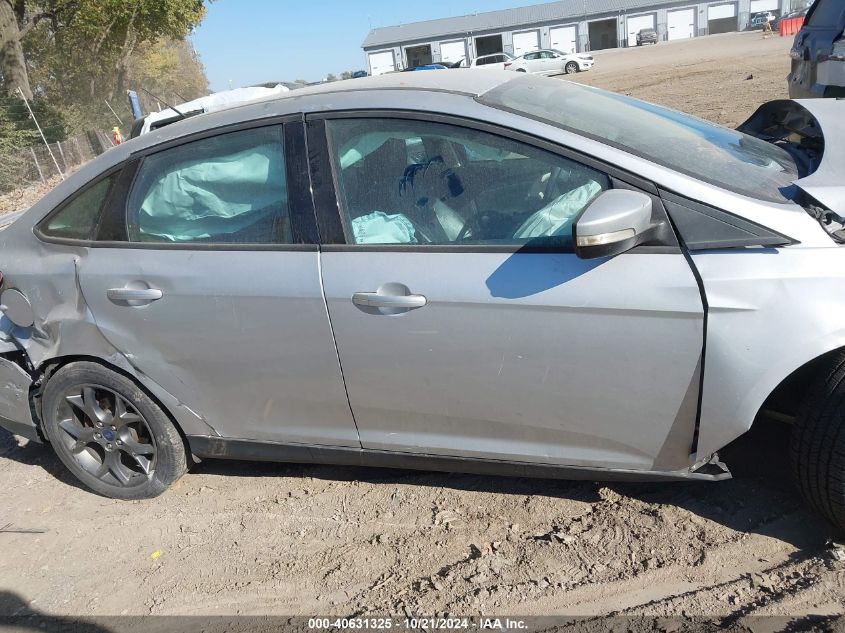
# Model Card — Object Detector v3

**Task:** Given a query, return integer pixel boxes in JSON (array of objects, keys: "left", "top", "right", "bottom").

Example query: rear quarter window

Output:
[{"left": 39, "top": 173, "right": 117, "bottom": 240}]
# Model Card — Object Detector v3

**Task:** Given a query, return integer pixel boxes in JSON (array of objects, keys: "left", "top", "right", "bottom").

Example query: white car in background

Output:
[
  {"left": 130, "top": 83, "right": 293, "bottom": 137},
  {"left": 505, "top": 49, "right": 594, "bottom": 75},
  {"left": 452, "top": 53, "right": 516, "bottom": 70}
]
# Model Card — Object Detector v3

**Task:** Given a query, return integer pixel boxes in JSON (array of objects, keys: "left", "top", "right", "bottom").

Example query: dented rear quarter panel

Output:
[{"left": 0, "top": 190, "right": 219, "bottom": 439}]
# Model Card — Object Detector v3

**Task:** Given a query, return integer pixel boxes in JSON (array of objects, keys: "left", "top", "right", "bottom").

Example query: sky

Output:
[{"left": 191, "top": 0, "right": 539, "bottom": 90}]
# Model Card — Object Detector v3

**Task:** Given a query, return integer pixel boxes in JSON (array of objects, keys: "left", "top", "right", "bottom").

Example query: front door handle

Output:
[
  {"left": 107, "top": 287, "right": 163, "bottom": 303},
  {"left": 352, "top": 292, "right": 427, "bottom": 309}
]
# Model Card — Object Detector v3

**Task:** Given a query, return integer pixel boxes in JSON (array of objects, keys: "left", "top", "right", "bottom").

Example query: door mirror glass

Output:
[{"left": 573, "top": 189, "right": 654, "bottom": 259}]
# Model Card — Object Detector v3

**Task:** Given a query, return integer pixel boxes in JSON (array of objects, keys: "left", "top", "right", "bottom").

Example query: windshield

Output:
[{"left": 478, "top": 76, "right": 799, "bottom": 203}]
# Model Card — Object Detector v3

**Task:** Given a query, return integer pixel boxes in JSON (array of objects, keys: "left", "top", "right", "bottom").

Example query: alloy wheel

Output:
[{"left": 54, "top": 384, "right": 157, "bottom": 487}]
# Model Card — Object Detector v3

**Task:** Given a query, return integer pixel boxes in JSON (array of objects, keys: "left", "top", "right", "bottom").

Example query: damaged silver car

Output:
[{"left": 1, "top": 72, "right": 844, "bottom": 531}]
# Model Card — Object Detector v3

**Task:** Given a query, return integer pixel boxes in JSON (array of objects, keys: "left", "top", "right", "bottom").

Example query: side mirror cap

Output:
[{"left": 573, "top": 189, "right": 654, "bottom": 260}]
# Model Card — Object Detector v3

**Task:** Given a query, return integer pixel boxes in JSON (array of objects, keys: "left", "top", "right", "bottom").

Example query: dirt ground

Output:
[
  {"left": 2, "top": 31, "right": 845, "bottom": 627},
  {"left": 568, "top": 30, "right": 794, "bottom": 127}
]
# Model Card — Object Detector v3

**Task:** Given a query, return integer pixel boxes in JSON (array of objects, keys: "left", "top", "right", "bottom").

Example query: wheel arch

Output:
[
  {"left": 752, "top": 346, "right": 845, "bottom": 430},
  {"left": 30, "top": 354, "right": 217, "bottom": 456}
]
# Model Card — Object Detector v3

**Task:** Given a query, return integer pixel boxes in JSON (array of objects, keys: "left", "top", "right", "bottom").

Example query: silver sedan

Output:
[{"left": 0, "top": 71, "right": 843, "bottom": 531}]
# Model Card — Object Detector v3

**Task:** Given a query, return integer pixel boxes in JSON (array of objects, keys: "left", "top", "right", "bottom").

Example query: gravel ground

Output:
[{"left": 2, "top": 31, "right": 845, "bottom": 626}]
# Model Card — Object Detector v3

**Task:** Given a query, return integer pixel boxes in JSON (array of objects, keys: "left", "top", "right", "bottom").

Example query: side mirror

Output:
[{"left": 573, "top": 189, "right": 655, "bottom": 260}]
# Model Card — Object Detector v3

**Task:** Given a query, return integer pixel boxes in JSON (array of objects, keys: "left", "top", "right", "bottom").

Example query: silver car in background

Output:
[{"left": 0, "top": 71, "right": 844, "bottom": 531}]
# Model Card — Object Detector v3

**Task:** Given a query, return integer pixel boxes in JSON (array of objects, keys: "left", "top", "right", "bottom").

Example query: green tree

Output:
[
  {"left": 325, "top": 73, "right": 337, "bottom": 82},
  {"left": 127, "top": 38, "right": 209, "bottom": 115},
  {"left": 0, "top": 93, "right": 65, "bottom": 190},
  {"left": 1, "top": 0, "right": 206, "bottom": 101},
  {"left": 340, "top": 70, "right": 352, "bottom": 80}
]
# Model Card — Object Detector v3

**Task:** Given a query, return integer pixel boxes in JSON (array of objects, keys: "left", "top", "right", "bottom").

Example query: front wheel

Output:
[
  {"left": 791, "top": 353, "right": 845, "bottom": 531},
  {"left": 41, "top": 361, "right": 187, "bottom": 499},
  {"left": 516, "top": 68, "right": 527, "bottom": 73},
  {"left": 565, "top": 61, "right": 579, "bottom": 74}
]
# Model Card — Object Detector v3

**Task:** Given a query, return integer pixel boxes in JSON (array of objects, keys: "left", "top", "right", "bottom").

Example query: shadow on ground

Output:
[{"left": 0, "top": 417, "right": 834, "bottom": 552}]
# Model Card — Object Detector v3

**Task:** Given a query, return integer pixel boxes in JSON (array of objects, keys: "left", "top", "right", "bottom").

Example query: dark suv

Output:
[
  {"left": 788, "top": 0, "right": 845, "bottom": 98},
  {"left": 636, "top": 28, "right": 658, "bottom": 45}
]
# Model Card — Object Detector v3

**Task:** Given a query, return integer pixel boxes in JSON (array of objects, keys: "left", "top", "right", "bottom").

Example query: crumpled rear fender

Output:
[{"left": 0, "top": 244, "right": 218, "bottom": 440}]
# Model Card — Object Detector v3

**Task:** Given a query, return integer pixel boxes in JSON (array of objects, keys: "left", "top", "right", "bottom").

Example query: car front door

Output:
[
  {"left": 70, "top": 121, "right": 360, "bottom": 447},
  {"left": 310, "top": 114, "right": 705, "bottom": 472}
]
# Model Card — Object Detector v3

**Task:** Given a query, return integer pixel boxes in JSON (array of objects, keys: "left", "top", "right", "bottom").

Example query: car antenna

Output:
[{"left": 136, "top": 86, "right": 187, "bottom": 120}]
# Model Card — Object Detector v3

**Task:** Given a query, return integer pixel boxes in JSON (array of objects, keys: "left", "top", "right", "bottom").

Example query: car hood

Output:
[{"left": 738, "top": 98, "right": 845, "bottom": 215}]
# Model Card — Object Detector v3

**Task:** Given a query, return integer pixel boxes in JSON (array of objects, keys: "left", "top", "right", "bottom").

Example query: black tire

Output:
[
  {"left": 41, "top": 361, "right": 187, "bottom": 499},
  {"left": 565, "top": 61, "right": 579, "bottom": 75},
  {"left": 516, "top": 68, "right": 527, "bottom": 73},
  {"left": 791, "top": 353, "right": 845, "bottom": 531}
]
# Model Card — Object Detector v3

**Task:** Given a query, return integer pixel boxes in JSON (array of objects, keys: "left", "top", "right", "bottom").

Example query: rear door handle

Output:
[
  {"left": 107, "top": 288, "right": 163, "bottom": 302},
  {"left": 352, "top": 292, "right": 427, "bottom": 309}
]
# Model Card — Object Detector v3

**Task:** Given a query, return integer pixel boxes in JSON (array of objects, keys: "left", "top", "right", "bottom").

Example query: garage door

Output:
[
  {"left": 368, "top": 50, "right": 396, "bottom": 76},
  {"left": 440, "top": 40, "right": 466, "bottom": 65},
  {"left": 708, "top": 2, "right": 737, "bottom": 34},
  {"left": 513, "top": 30, "right": 540, "bottom": 57},
  {"left": 626, "top": 14, "right": 656, "bottom": 46},
  {"left": 667, "top": 8, "right": 696, "bottom": 40},
  {"left": 750, "top": 0, "right": 778, "bottom": 11},
  {"left": 549, "top": 25, "right": 578, "bottom": 53}
]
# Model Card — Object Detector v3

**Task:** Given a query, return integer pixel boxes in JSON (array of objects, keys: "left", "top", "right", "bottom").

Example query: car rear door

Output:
[
  {"left": 308, "top": 112, "right": 705, "bottom": 472},
  {"left": 71, "top": 120, "right": 360, "bottom": 447},
  {"left": 541, "top": 51, "right": 564, "bottom": 74},
  {"left": 522, "top": 52, "right": 542, "bottom": 72}
]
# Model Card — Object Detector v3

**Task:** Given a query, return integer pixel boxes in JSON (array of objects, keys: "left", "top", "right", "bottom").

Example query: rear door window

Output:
[{"left": 126, "top": 126, "right": 291, "bottom": 244}]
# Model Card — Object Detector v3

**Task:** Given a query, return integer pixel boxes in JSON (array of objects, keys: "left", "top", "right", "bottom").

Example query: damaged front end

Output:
[{"left": 738, "top": 98, "right": 845, "bottom": 241}]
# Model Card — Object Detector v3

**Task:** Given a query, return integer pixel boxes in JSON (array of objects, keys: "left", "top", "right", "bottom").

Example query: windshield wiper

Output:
[{"left": 806, "top": 204, "right": 845, "bottom": 243}]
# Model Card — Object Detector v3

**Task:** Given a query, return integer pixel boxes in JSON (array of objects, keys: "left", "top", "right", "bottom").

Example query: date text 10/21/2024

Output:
[{"left": 307, "top": 618, "right": 529, "bottom": 630}]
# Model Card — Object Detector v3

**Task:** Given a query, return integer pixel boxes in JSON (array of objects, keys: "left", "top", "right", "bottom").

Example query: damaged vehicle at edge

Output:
[
  {"left": 0, "top": 71, "right": 844, "bottom": 531},
  {"left": 788, "top": 0, "right": 845, "bottom": 99}
]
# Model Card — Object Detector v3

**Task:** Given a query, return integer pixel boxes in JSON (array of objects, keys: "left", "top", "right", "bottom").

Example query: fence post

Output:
[
  {"left": 16, "top": 87, "right": 64, "bottom": 180},
  {"left": 29, "top": 147, "right": 45, "bottom": 184},
  {"left": 55, "top": 141, "right": 67, "bottom": 172}
]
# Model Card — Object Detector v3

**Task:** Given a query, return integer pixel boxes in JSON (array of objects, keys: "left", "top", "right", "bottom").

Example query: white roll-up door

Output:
[
  {"left": 368, "top": 51, "right": 396, "bottom": 76},
  {"left": 512, "top": 30, "right": 540, "bottom": 57},
  {"left": 549, "top": 25, "right": 578, "bottom": 53},
  {"left": 709, "top": 3, "right": 737, "bottom": 19},
  {"left": 750, "top": 0, "right": 779, "bottom": 11},
  {"left": 439, "top": 40, "right": 466, "bottom": 64},
  {"left": 667, "top": 8, "right": 696, "bottom": 40}
]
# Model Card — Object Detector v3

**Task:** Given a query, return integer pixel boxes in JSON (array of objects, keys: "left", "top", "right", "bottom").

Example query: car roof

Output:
[
  {"left": 269, "top": 70, "right": 511, "bottom": 99},
  {"left": 116, "top": 70, "right": 517, "bottom": 154}
]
